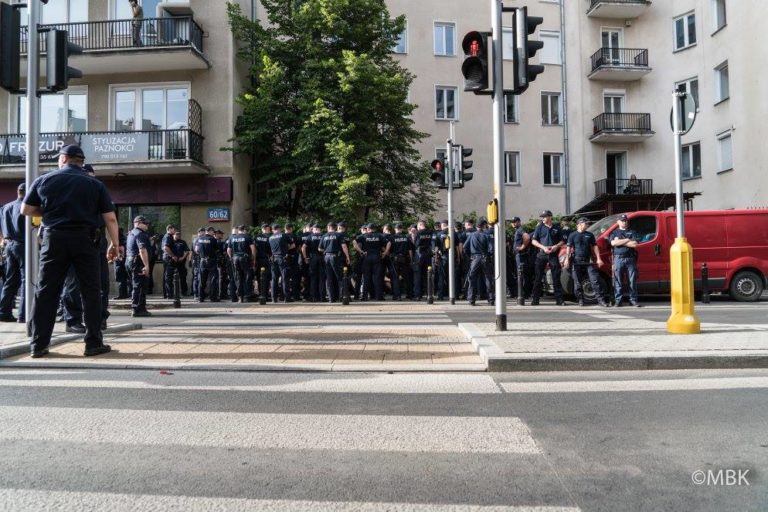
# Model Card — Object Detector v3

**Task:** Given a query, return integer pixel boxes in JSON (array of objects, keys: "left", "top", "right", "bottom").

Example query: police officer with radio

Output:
[
  {"left": 356, "top": 223, "right": 390, "bottom": 301},
  {"left": 412, "top": 221, "right": 433, "bottom": 301},
  {"left": 0, "top": 183, "right": 26, "bottom": 323},
  {"left": 254, "top": 223, "right": 272, "bottom": 299},
  {"left": 319, "top": 222, "right": 350, "bottom": 303},
  {"left": 511, "top": 217, "right": 533, "bottom": 299},
  {"left": 21, "top": 144, "right": 119, "bottom": 357},
  {"left": 302, "top": 223, "right": 325, "bottom": 302},
  {"left": 125, "top": 216, "right": 152, "bottom": 317},
  {"left": 463, "top": 219, "right": 494, "bottom": 306},
  {"left": 433, "top": 220, "right": 450, "bottom": 300},
  {"left": 195, "top": 227, "right": 220, "bottom": 302},
  {"left": 610, "top": 214, "right": 641, "bottom": 307},
  {"left": 566, "top": 217, "right": 609, "bottom": 307},
  {"left": 389, "top": 222, "right": 413, "bottom": 301},
  {"left": 269, "top": 224, "right": 294, "bottom": 303},
  {"left": 227, "top": 224, "right": 256, "bottom": 303},
  {"left": 530, "top": 210, "right": 565, "bottom": 306}
]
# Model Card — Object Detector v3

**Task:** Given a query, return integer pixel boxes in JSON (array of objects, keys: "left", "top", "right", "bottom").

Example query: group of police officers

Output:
[{"left": 115, "top": 209, "right": 640, "bottom": 310}]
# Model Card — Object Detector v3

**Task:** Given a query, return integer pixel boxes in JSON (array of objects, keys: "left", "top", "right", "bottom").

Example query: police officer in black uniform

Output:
[
  {"left": 284, "top": 223, "right": 300, "bottom": 301},
  {"left": 227, "top": 224, "right": 256, "bottom": 302},
  {"left": 530, "top": 210, "right": 565, "bottom": 306},
  {"left": 566, "top": 217, "right": 609, "bottom": 307},
  {"left": 21, "top": 144, "right": 118, "bottom": 357},
  {"left": 511, "top": 216, "right": 533, "bottom": 299},
  {"left": 302, "top": 223, "right": 325, "bottom": 302},
  {"left": 463, "top": 219, "right": 494, "bottom": 306},
  {"left": 357, "top": 223, "right": 390, "bottom": 301},
  {"left": 83, "top": 164, "right": 111, "bottom": 328},
  {"left": 319, "top": 222, "right": 351, "bottom": 303},
  {"left": 609, "top": 214, "right": 641, "bottom": 307},
  {"left": 388, "top": 222, "right": 413, "bottom": 301},
  {"left": 433, "top": 220, "right": 450, "bottom": 300},
  {"left": 160, "top": 224, "right": 177, "bottom": 299},
  {"left": 170, "top": 230, "right": 190, "bottom": 295},
  {"left": 113, "top": 227, "right": 129, "bottom": 299},
  {"left": 195, "top": 226, "right": 220, "bottom": 302},
  {"left": 190, "top": 227, "right": 205, "bottom": 299},
  {"left": 254, "top": 223, "right": 272, "bottom": 299},
  {"left": 0, "top": 183, "right": 26, "bottom": 323},
  {"left": 412, "top": 221, "right": 433, "bottom": 301},
  {"left": 126, "top": 216, "right": 153, "bottom": 317},
  {"left": 269, "top": 224, "right": 293, "bottom": 303}
]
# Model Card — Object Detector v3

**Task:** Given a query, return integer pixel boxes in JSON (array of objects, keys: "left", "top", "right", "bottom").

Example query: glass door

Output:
[
  {"left": 601, "top": 29, "right": 621, "bottom": 64},
  {"left": 603, "top": 94, "right": 624, "bottom": 131}
]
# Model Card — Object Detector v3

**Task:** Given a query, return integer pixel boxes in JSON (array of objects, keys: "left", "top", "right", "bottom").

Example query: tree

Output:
[{"left": 226, "top": 0, "right": 436, "bottom": 222}]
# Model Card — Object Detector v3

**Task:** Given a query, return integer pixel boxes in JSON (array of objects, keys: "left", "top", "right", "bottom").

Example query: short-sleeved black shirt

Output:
[
  {"left": 195, "top": 234, "right": 218, "bottom": 258},
  {"left": 229, "top": 234, "right": 254, "bottom": 255},
  {"left": 269, "top": 233, "right": 289, "bottom": 256},
  {"left": 531, "top": 223, "right": 562, "bottom": 250},
  {"left": 126, "top": 227, "right": 150, "bottom": 259},
  {"left": 567, "top": 230, "right": 597, "bottom": 263},
  {"left": 414, "top": 229, "right": 433, "bottom": 254},
  {"left": 171, "top": 239, "right": 189, "bottom": 258},
  {"left": 0, "top": 198, "right": 24, "bottom": 242},
  {"left": 254, "top": 233, "right": 271, "bottom": 260},
  {"left": 360, "top": 232, "right": 387, "bottom": 254},
  {"left": 609, "top": 228, "right": 638, "bottom": 257},
  {"left": 319, "top": 232, "right": 347, "bottom": 254},
  {"left": 23, "top": 165, "right": 115, "bottom": 229},
  {"left": 390, "top": 232, "right": 413, "bottom": 256}
]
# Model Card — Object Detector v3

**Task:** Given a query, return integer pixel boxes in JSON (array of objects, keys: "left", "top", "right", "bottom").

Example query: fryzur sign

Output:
[{"left": 0, "top": 133, "right": 151, "bottom": 163}]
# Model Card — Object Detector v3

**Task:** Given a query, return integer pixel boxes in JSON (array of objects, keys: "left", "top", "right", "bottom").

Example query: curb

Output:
[
  {"left": 458, "top": 322, "right": 768, "bottom": 372},
  {"left": 0, "top": 323, "right": 143, "bottom": 360}
]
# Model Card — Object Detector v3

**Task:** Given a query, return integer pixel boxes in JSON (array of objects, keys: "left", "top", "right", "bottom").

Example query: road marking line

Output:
[
  {"left": 0, "top": 407, "right": 540, "bottom": 454},
  {"left": 500, "top": 376, "right": 768, "bottom": 393}
]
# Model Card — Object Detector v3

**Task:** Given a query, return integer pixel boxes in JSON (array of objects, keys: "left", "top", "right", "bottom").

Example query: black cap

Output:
[
  {"left": 271, "top": 223, "right": 281, "bottom": 229},
  {"left": 409, "top": 224, "right": 417, "bottom": 229},
  {"left": 198, "top": 227, "right": 206, "bottom": 233},
  {"left": 59, "top": 144, "right": 85, "bottom": 159},
  {"left": 285, "top": 223, "right": 294, "bottom": 229},
  {"left": 577, "top": 217, "right": 590, "bottom": 224},
  {"left": 393, "top": 222, "right": 402, "bottom": 228},
  {"left": 337, "top": 221, "right": 346, "bottom": 227},
  {"left": 478, "top": 218, "right": 488, "bottom": 226},
  {"left": 368, "top": 223, "right": 378, "bottom": 229},
  {"left": 17, "top": 182, "right": 26, "bottom": 192},
  {"left": 441, "top": 219, "right": 448, "bottom": 225},
  {"left": 206, "top": 226, "right": 215, "bottom": 231},
  {"left": 311, "top": 223, "right": 320, "bottom": 228},
  {"left": 511, "top": 216, "right": 521, "bottom": 223},
  {"left": 618, "top": 214, "right": 629, "bottom": 221},
  {"left": 326, "top": 221, "right": 336, "bottom": 227},
  {"left": 133, "top": 215, "right": 149, "bottom": 224},
  {"left": 540, "top": 210, "right": 553, "bottom": 218},
  {"left": 261, "top": 222, "right": 270, "bottom": 228},
  {"left": 237, "top": 224, "right": 247, "bottom": 230}
]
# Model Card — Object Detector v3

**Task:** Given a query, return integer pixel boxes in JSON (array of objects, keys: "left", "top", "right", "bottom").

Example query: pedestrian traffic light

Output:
[
  {"left": 458, "top": 145, "right": 473, "bottom": 183},
  {"left": 46, "top": 29, "right": 82, "bottom": 92},
  {"left": 0, "top": 2, "right": 21, "bottom": 93},
  {"left": 430, "top": 158, "right": 447, "bottom": 188},
  {"left": 512, "top": 7, "right": 545, "bottom": 95},
  {"left": 461, "top": 31, "right": 490, "bottom": 94}
]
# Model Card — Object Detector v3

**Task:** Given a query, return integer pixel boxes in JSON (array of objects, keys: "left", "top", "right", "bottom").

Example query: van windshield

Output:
[{"left": 588, "top": 214, "right": 620, "bottom": 236}]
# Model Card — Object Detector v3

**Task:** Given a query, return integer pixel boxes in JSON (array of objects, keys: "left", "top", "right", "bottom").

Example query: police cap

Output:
[
  {"left": 206, "top": 226, "right": 215, "bottom": 232},
  {"left": 337, "top": 221, "right": 346, "bottom": 227},
  {"left": 285, "top": 223, "right": 294, "bottom": 229},
  {"left": 478, "top": 219, "right": 488, "bottom": 226},
  {"left": 17, "top": 182, "right": 26, "bottom": 193},
  {"left": 393, "top": 222, "right": 402, "bottom": 228},
  {"left": 271, "top": 223, "right": 281, "bottom": 229},
  {"left": 326, "top": 221, "right": 336, "bottom": 228},
  {"left": 618, "top": 214, "right": 629, "bottom": 221},
  {"left": 197, "top": 227, "right": 206, "bottom": 233},
  {"left": 577, "top": 217, "right": 590, "bottom": 225},
  {"left": 261, "top": 222, "right": 270, "bottom": 228},
  {"left": 539, "top": 210, "right": 553, "bottom": 218},
  {"left": 237, "top": 224, "right": 247, "bottom": 230},
  {"left": 511, "top": 216, "right": 521, "bottom": 223},
  {"left": 368, "top": 223, "right": 378, "bottom": 230},
  {"left": 58, "top": 144, "right": 85, "bottom": 159},
  {"left": 133, "top": 215, "right": 149, "bottom": 224},
  {"left": 311, "top": 223, "right": 320, "bottom": 228}
]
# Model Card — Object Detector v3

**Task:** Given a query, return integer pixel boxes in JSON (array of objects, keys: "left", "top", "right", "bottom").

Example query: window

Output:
[
  {"left": 41, "top": 0, "right": 88, "bottom": 24},
  {"left": 16, "top": 90, "right": 88, "bottom": 133},
  {"left": 674, "top": 12, "right": 697, "bottom": 50},
  {"left": 435, "top": 148, "right": 447, "bottom": 161},
  {"left": 715, "top": 61, "right": 729, "bottom": 103},
  {"left": 539, "top": 31, "right": 561, "bottom": 65},
  {"left": 117, "top": 205, "right": 180, "bottom": 237},
  {"left": 603, "top": 94, "right": 624, "bottom": 113},
  {"left": 114, "top": 0, "right": 167, "bottom": 20},
  {"left": 435, "top": 86, "right": 457, "bottom": 120},
  {"left": 504, "top": 93, "right": 518, "bottom": 123},
  {"left": 713, "top": 0, "right": 727, "bottom": 31},
  {"left": 541, "top": 92, "right": 561, "bottom": 125},
  {"left": 393, "top": 24, "right": 407, "bottom": 54},
  {"left": 433, "top": 23, "right": 455, "bottom": 56},
  {"left": 717, "top": 131, "right": 733, "bottom": 172},
  {"left": 111, "top": 85, "right": 189, "bottom": 131},
  {"left": 504, "top": 151, "right": 520, "bottom": 185},
  {"left": 675, "top": 78, "right": 700, "bottom": 110},
  {"left": 629, "top": 216, "right": 658, "bottom": 243},
  {"left": 543, "top": 153, "right": 563, "bottom": 185},
  {"left": 681, "top": 142, "right": 701, "bottom": 179}
]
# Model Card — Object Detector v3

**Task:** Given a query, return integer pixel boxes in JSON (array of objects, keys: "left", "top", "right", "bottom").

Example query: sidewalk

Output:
[
  {"left": 460, "top": 304, "right": 768, "bottom": 371},
  {"left": 0, "top": 321, "right": 143, "bottom": 359}
]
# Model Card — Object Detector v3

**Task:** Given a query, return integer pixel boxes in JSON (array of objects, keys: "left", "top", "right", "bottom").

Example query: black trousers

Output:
[
  {"left": 532, "top": 252, "right": 563, "bottom": 301},
  {"left": 308, "top": 254, "right": 325, "bottom": 301},
  {"left": 0, "top": 240, "right": 24, "bottom": 319},
  {"left": 271, "top": 256, "right": 290, "bottom": 301},
  {"left": 467, "top": 254, "right": 494, "bottom": 303},
  {"left": 412, "top": 251, "right": 431, "bottom": 298},
  {"left": 129, "top": 264, "right": 148, "bottom": 313},
  {"left": 31, "top": 229, "right": 103, "bottom": 351},
  {"left": 231, "top": 255, "right": 251, "bottom": 299},
  {"left": 324, "top": 254, "right": 343, "bottom": 302},
  {"left": 362, "top": 253, "right": 384, "bottom": 300}
]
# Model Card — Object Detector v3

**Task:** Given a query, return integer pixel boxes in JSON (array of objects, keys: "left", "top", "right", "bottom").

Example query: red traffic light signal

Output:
[
  {"left": 461, "top": 31, "right": 490, "bottom": 93},
  {"left": 430, "top": 159, "right": 447, "bottom": 188}
]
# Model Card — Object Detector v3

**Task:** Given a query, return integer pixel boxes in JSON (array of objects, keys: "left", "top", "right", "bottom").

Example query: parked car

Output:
[{"left": 561, "top": 209, "right": 768, "bottom": 303}]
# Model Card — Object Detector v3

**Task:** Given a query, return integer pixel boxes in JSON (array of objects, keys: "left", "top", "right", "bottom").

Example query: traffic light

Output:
[
  {"left": 512, "top": 7, "right": 545, "bottom": 95},
  {"left": 0, "top": 2, "right": 21, "bottom": 93},
  {"left": 458, "top": 145, "right": 473, "bottom": 183},
  {"left": 46, "top": 29, "right": 82, "bottom": 92},
  {"left": 430, "top": 158, "right": 447, "bottom": 188},
  {"left": 461, "top": 31, "right": 490, "bottom": 94}
]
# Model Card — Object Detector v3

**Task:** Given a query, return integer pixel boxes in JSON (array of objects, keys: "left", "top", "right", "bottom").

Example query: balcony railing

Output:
[
  {"left": 20, "top": 17, "right": 204, "bottom": 54},
  {"left": 589, "top": 0, "right": 649, "bottom": 9},
  {"left": 0, "top": 129, "right": 203, "bottom": 165},
  {"left": 593, "top": 113, "right": 651, "bottom": 135},
  {"left": 595, "top": 178, "right": 653, "bottom": 196},
  {"left": 590, "top": 48, "right": 648, "bottom": 72}
]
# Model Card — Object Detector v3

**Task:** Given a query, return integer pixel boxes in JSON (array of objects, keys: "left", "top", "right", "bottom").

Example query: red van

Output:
[{"left": 561, "top": 209, "right": 768, "bottom": 302}]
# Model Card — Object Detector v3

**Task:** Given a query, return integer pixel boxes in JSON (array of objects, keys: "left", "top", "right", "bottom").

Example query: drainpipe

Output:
[{"left": 559, "top": 0, "right": 571, "bottom": 214}]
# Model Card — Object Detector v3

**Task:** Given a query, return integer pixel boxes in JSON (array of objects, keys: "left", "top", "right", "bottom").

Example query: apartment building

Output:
[{"left": 0, "top": 0, "right": 253, "bottom": 237}]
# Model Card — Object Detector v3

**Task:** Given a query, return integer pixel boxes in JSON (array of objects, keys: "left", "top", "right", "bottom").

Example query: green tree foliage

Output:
[{"left": 226, "top": 0, "right": 436, "bottom": 222}]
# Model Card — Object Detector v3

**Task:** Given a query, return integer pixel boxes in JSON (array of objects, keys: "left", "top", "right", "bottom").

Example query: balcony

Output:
[
  {"left": 20, "top": 17, "right": 209, "bottom": 76},
  {"left": 0, "top": 129, "right": 207, "bottom": 177},
  {"left": 590, "top": 113, "right": 654, "bottom": 143},
  {"left": 588, "top": 48, "right": 651, "bottom": 81},
  {"left": 587, "top": 0, "right": 651, "bottom": 19},
  {"left": 594, "top": 178, "right": 653, "bottom": 196}
]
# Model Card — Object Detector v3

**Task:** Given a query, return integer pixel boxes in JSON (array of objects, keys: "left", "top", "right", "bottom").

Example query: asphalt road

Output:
[{"left": 0, "top": 368, "right": 765, "bottom": 511}]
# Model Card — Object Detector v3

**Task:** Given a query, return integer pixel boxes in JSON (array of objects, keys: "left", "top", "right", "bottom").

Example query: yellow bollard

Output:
[{"left": 666, "top": 237, "right": 701, "bottom": 334}]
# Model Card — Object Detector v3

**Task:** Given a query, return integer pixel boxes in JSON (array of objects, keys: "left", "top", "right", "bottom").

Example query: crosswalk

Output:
[{"left": 0, "top": 370, "right": 581, "bottom": 512}]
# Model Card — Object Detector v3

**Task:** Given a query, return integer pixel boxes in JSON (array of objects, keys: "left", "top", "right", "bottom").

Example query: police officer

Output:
[
  {"left": 113, "top": 227, "right": 129, "bottom": 300},
  {"left": 21, "top": 144, "right": 118, "bottom": 357},
  {"left": 433, "top": 220, "right": 450, "bottom": 300},
  {"left": 83, "top": 164, "right": 111, "bottom": 328},
  {"left": 170, "top": 230, "right": 191, "bottom": 296},
  {"left": 298, "top": 223, "right": 312, "bottom": 301},
  {"left": 214, "top": 229, "right": 232, "bottom": 301},
  {"left": 388, "top": 222, "right": 413, "bottom": 301},
  {"left": 254, "top": 223, "right": 272, "bottom": 299},
  {"left": 160, "top": 224, "right": 177, "bottom": 299},
  {"left": 302, "top": 223, "right": 325, "bottom": 302},
  {"left": 463, "top": 219, "right": 493, "bottom": 306},
  {"left": 412, "top": 221, "right": 433, "bottom": 301},
  {"left": 227, "top": 224, "right": 256, "bottom": 303},
  {"left": 269, "top": 224, "right": 293, "bottom": 303},
  {"left": 319, "top": 222, "right": 351, "bottom": 303},
  {"left": 511, "top": 217, "right": 533, "bottom": 300},
  {"left": 530, "top": 210, "right": 565, "bottom": 306},
  {"left": 0, "top": 183, "right": 26, "bottom": 323},
  {"left": 609, "top": 214, "right": 640, "bottom": 307},
  {"left": 284, "top": 223, "right": 300, "bottom": 301},
  {"left": 194, "top": 226, "right": 219, "bottom": 302},
  {"left": 566, "top": 217, "right": 609, "bottom": 307},
  {"left": 125, "top": 216, "right": 152, "bottom": 317},
  {"left": 190, "top": 227, "right": 205, "bottom": 299},
  {"left": 357, "top": 222, "right": 390, "bottom": 301}
]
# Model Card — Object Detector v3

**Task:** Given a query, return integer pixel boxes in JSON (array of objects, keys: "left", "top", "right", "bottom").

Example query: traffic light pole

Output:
[
  {"left": 447, "top": 124, "right": 456, "bottom": 305},
  {"left": 491, "top": 0, "right": 507, "bottom": 331},
  {"left": 24, "top": 0, "right": 41, "bottom": 330}
]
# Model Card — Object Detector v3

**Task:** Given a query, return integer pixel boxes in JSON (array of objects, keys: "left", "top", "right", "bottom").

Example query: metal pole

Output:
[
  {"left": 491, "top": 0, "right": 507, "bottom": 331},
  {"left": 672, "top": 92, "right": 685, "bottom": 238},
  {"left": 24, "top": 1, "right": 41, "bottom": 328},
  {"left": 447, "top": 127, "right": 455, "bottom": 305}
]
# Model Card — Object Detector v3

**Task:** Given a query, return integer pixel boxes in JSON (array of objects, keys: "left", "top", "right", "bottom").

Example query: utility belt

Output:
[{"left": 125, "top": 256, "right": 145, "bottom": 272}]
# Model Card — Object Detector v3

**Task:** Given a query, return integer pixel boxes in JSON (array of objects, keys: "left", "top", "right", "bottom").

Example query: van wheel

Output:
[{"left": 729, "top": 271, "right": 764, "bottom": 302}]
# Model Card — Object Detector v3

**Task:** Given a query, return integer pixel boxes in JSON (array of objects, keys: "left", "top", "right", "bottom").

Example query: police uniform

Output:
[
  {"left": 412, "top": 226, "right": 434, "bottom": 300},
  {"left": 463, "top": 225, "right": 494, "bottom": 305},
  {"left": 171, "top": 235, "right": 190, "bottom": 296},
  {"left": 304, "top": 226, "right": 325, "bottom": 302},
  {"left": 433, "top": 225, "right": 450, "bottom": 300},
  {"left": 161, "top": 230, "right": 176, "bottom": 299},
  {"left": 228, "top": 228, "right": 255, "bottom": 302},
  {"left": 531, "top": 211, "right": 565, "bottom": 305},
  {"left": 190, "top": 229, "right": 205, "bottom": 298},
  {"left": 0, "top": 183, "right": 26, "bottom": 322},
  {"left": 319, "top": 225, "right": 347, "bottom": 302},
  {"left": 194, "top": 229, "right": 220, "bottom": 301},
  {"left": 513, "top": 223, "right": 533, "bottom": 298},
  {"left": 299, "top": 228, "right": 312, "bottom": 300},
  {"left": 254, "top": 225, "right": 272, "bottom": 299},
  {"left": 284, "top": 226, "right": 300, "bottom": 300},
  {"left": 389, "top": 225, "right": 413, "bottom": 300},
  {"left": 359, "top": 225, "right": 388, "bottom": 301},
  {"left": 126, "top": 217, "right": 152, "bottom": 315},
  {"left": 609, "top": 215, "right": 639, "bottom": 306},
  {"left": 23, "top": 145, "right": 115, "bottom": 356},
  {"left": 567, "top": 220, "right": 608, "bottom": 306},
  {"left": 269, "top": 227, "right": 292, "bottom": 302}
]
